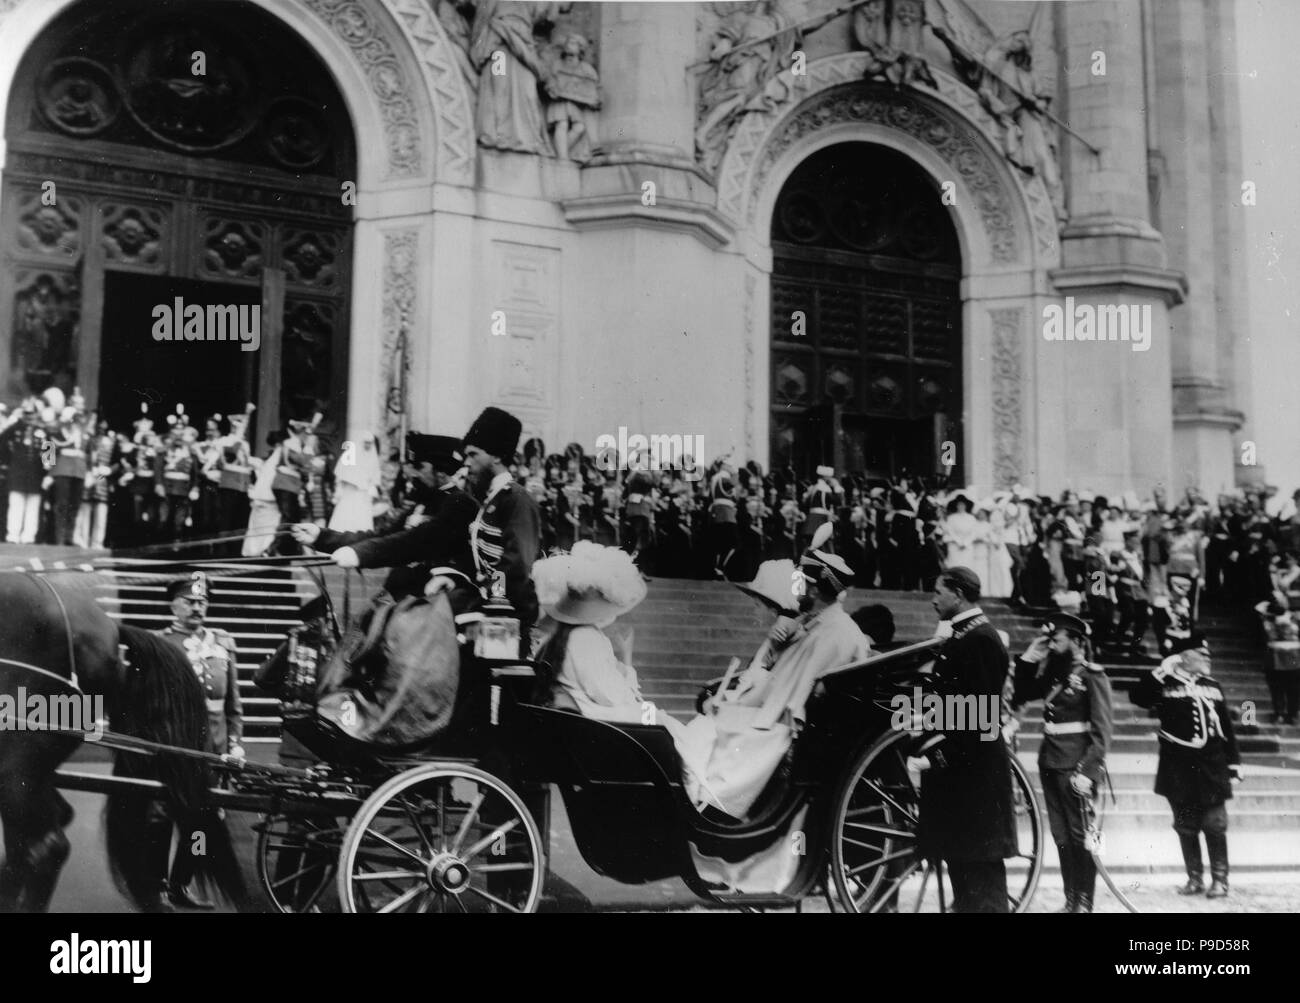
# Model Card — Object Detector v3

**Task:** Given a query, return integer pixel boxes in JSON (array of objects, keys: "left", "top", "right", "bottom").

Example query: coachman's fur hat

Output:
[{"left": 463, "top": 406, "right": 522, "bottom": 460}]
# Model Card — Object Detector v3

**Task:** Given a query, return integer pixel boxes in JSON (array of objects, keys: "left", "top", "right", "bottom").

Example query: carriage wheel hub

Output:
[{"left": 427, "top": 854, "right": 470, "bottom": 894}]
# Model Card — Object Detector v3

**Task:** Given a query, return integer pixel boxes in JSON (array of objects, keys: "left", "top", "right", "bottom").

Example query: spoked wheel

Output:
[
  {"left": 255, "top": 813, "right": 344, "bottom": 914},
  {"left": 830, "top": 729, "right": 1043, "bottom": 913},
  {"left": 336, "top": 763, "right": 545, "bottom": 914}
]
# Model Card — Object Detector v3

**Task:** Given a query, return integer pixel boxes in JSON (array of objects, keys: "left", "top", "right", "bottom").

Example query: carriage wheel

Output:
[
  {"left": 336, "top": 764, "right": 545, "bottom": 914},
  {"left": 829, "top": 729, "right": 1043, "bottom": 913},
  {"left": 255, "top": 813, "right": 343, "bottom": 914}
]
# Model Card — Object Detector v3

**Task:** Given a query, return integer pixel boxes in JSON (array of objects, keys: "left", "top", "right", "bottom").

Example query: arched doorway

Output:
[
  {"left": 0, "top": 0, "right": 355, "bottom": 439},
  {"left": 769, "top": 143, "right": 961, "bottom": 483}
]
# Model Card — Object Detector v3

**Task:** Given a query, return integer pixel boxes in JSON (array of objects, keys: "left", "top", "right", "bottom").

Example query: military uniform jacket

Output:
[
  {"left": 1130, "top": 657, "right": 1240, "bottom": 806},
  {"left": 917, "top": 610, "right": 1019, "bottom": 862},
  {"left": 1, "top": 424, "right": 48, "bottom": 493},
  {"left": 157, "top": 624, "right": 243, "bottom": 754},
  {"left": 319, "top": 483, "right": 479, "bottom": 599},
  {"left": 470, "top": 474, "right": 541, "bottom": 628},
  {"left": 155, "top": 445, "right": 198, "bottom": 496},
  {"left": 1013, "top": 654, "right": 1113, "bottom": 781},
  {"left": 50, "top": 428, "right": 87, "bottom": 479}
]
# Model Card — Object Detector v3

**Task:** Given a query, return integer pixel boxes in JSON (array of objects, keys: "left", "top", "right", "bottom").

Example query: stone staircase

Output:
[
  {"left": 93, "top": 562, "right": 315, "bottom": 742},
  {"left": 18, "top": 540, "right": 1286, "bottom": 870}
]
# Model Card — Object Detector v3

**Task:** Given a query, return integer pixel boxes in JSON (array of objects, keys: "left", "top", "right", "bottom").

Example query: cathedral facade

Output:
[{"left": 0, "top": 0, "right": 1256, "bottom": 497}]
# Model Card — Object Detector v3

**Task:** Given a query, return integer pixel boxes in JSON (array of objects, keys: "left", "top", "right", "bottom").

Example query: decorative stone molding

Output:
[
  {"left": 383, "top": 0, "right": 475, "bottom": 186},
  {"left": 989, "top": 307, "right": 1025, "bottom": 489},
  {"left": 3, "top": 0, "right": 475, "bottom": 186},
  {"left": 303, "top": 0, "right": 424, "bottom": 179},
  {"left": 380, "top": 228, "right": 419, "bottom": 473},
  {"left": 715, "top": 54, "right": 1058, "bottom": 265},
  {"left": 743, "top": 270, "right": 757, "bottom": 459}
]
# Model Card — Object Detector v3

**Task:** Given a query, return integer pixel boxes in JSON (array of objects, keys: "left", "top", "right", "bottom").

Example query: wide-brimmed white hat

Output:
[
  {"left": 532, "top": 541, "right": 647, "bottom": 627},
  {"left": 735, "top": 559, "right": 800, "bottom": 614}
]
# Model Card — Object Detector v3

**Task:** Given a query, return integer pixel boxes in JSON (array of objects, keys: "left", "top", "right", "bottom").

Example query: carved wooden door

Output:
[{"left": 769, "top": 142, "right": 963, "bottom": 484}]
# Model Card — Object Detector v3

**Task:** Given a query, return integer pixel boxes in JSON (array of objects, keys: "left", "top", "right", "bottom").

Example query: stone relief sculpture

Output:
[
  {"left": 469, "top": 0, "right": 566, "bottom": 155},
  {"left": 695, "top": 0, "right": 801, "bottom": 173},
  {"left": 544, "top": 32, "right": 600, "bottom": 162},
  {"left": 435, "top": 0, "right": 480, "bottom": 96},
  {"left": 931, "top": 0, "right": 1066, "bottom": 221},
  {"left": 851, "top": 0, "right": 936, "bottom": 89}
]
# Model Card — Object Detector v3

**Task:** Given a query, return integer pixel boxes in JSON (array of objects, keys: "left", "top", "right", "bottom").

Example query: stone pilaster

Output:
[{"left": 1152, "top": 0, "right": 1242, "bottom": 493}]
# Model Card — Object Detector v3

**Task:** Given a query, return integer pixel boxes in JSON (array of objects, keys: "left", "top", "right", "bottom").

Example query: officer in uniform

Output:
[
  {"left": 913, "top": 566, "right": 1019, "bottom": 912},
  {"left": 154, "top": 573, "right": 243, "bottom": 908},
  {"left": 1012, "top": 613, "right": 1114, "bottom": 913},
  {"left": 1130, "top": 631, "right": 1241, "bottom": 898}
]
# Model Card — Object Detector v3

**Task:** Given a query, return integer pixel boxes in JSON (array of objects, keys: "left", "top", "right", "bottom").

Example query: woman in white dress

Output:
[
  {"left": 942, "top": 491, "right": 979, "bottom": 572},
  {"left": 243, "top": 432, "right": 284, "bottom": 556},
  {"left": 983, "top": 503, "right": 1016, "bottom": 598},
  {"left": 328, "top": 432, "right": 382, "bottom": 533},
  {"left": 532, "top": 541, "right": 684, "bottom": 739}
]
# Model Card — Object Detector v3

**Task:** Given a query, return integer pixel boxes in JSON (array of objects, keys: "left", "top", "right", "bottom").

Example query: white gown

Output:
[
  {"left": 982, "top": 512, "right": 1015, "bottom": 598},
  {"left": 943, "top": 511, "right": 979, "bottom": 573}
]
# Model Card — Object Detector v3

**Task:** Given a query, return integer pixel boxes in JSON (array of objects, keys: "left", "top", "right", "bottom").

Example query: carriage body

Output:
[{"left": 245, "top": 608, "right": 1042, "bottom": 914}]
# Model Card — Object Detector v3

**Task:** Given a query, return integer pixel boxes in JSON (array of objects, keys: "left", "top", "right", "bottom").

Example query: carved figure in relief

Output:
[
  {"left": 851, "top": 0, "right": 936, "bottom": 89},
  {"left": 436, "top": 0, "right": 480, "bottom": 96},
  {"left": 469, "top": 0, "right": 565, "bottom": 155},
  {"left": 932, "top": 4, "right": 1066, "bottom": 221},
  {"left": 695, "top": 0, "right": 800, "bottom": 173},
  {"left": 544, "top": 32, "right": 600, "bottom": 162}
]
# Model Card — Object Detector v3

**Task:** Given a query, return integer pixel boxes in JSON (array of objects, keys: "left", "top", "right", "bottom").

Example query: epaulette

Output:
[{"left": 1086, "top": 661, "right": 1105, "bottom": 673}]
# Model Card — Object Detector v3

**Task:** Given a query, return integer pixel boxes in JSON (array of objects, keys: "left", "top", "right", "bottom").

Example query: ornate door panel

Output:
[
  {"left": 769, "top": 143, "right": 962, "bottom": 483},
  {"left": 0, "top": 0, "right": 355, "bottom": 432}
]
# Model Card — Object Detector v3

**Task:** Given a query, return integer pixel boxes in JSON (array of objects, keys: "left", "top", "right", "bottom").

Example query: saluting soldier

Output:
[
  {"left": 912, "top": 566, "right": 1019, "bottom": 912},
  {"left": 154, "top": 573, "right": 243, "bottom": 908},
  {"left": 1012, "top": 613, "right": 1114, "bottom": 913},
  {"left": 155, "top": 417, "right": 200, "bottom": 540},
  {"left": 1129, "top": 631, "right": 1241, "bottom": 899}
]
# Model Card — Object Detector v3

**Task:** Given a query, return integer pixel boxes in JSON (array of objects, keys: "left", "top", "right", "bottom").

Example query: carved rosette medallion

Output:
[{"left": 989, "top": 307, "right": 1024, "bottom": 489}]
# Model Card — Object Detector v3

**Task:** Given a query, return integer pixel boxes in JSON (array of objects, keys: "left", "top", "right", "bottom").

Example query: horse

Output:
[{"left": 0, "top": 569, "right": 245, "bottom": 912}]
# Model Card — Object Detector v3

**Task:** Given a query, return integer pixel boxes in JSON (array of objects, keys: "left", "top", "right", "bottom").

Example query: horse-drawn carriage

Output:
[
  {"left": 240, "top": 569, "right": 1046, "bottom": 915},
  {"left": 3, "top": 558, "right": 1045, "bottom": 914}
]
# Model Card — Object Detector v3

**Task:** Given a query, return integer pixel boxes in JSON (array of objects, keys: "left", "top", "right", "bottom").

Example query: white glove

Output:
[
  {"left": 332, "top": 546, "right": 359, "bottom": 569},
  {"left": 223, "top": 744, "right": 246, "bottom": 764},
  {"left": 1070, "top": 773, "right": 1095, "bottom": 797},
  {"left": 905, "top": 755, "right": 930, "bottom": 789},
  {"left": 291, "top": 523, "right": 322, "bottom": 545}
]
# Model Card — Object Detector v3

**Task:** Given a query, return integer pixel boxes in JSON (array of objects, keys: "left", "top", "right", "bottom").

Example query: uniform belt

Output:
[
  {"left": 164, "top": 471, "right": 191, "bottom": 479},
  {"left": 59, "top": 448, "right": 84, "bottom": 457},
  {"left": 205, "top": 698, "right": 224, "bottom": 713},
  {"left": 1043, "top": 720, "right": 1090, "bottom": 735}
]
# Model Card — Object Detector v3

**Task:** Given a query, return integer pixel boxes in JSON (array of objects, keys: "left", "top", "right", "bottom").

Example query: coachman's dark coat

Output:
[{"left": 917, "top": 612, "right": 1020, "bottom": 862}]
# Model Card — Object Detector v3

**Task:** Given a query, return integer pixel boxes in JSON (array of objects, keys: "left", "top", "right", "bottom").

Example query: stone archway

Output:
[
  {"left": 718, "top": 54, "right": 1059, "bottom": 491},
  {"left": 0, "top": 0, "right": 475, "bottom": 442}
]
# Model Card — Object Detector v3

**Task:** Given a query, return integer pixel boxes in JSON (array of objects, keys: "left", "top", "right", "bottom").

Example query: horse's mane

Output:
[{"left": 112, "top": 624, "right": 212, "bottom": 808}]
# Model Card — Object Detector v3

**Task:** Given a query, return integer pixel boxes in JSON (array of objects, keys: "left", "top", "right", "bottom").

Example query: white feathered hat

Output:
[{"left": 532, "top": 541, "right": 648, "bottom": 627}]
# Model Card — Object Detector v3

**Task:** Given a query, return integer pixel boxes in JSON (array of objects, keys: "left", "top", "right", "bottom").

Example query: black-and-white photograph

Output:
[{"left": 0, "top": 0, "right": 1296, "bottom": 941}]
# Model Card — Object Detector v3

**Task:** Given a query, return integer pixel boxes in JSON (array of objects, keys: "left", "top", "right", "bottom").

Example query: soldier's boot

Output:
[
  {"left": 1054, "top": 843, "right": 1076, "bottom": 913},
  {"left": 1070, "top": 846, "right": 1097, "bottom": 913},
  {"left": 1176, "top": 832, "right": 1205, "bottom": 895},
  {"left": 1205, "top": 833, "right": 1229, "bottom": 899}
]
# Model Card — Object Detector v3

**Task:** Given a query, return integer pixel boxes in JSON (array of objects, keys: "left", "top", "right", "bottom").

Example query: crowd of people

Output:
[{"left": 0, "top": 389, "right": 346, "bottom": 553}]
